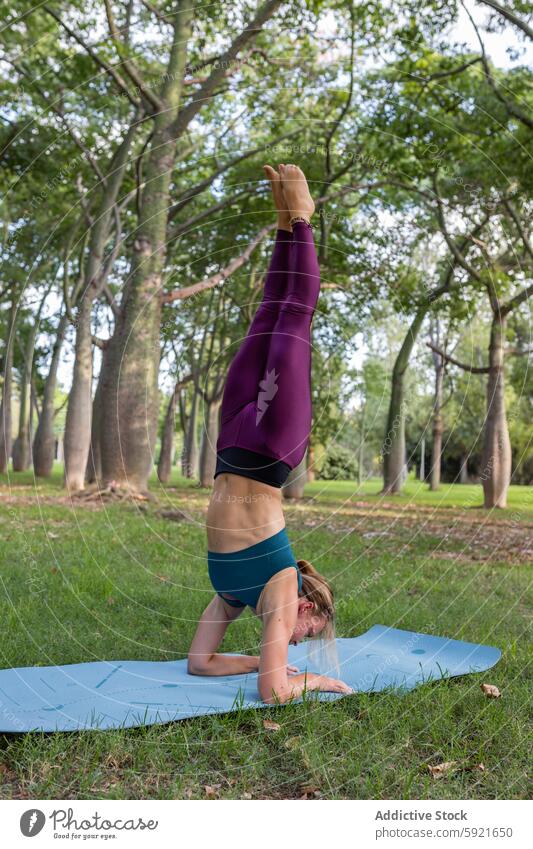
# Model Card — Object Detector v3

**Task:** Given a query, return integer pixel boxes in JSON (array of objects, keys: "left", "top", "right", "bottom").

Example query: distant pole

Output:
[{"left": 420, "top": 436, "right": 425, "bottom": 481}]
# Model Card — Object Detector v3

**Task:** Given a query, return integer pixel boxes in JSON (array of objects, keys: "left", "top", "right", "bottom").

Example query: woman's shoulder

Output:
[{"left": 256, "top": 566, "right": 299, "bottom": 616}]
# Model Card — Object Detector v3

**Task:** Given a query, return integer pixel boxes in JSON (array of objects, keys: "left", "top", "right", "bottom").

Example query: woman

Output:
[{"left": 187, "top": 164, "right": 352, "bottom": 704}]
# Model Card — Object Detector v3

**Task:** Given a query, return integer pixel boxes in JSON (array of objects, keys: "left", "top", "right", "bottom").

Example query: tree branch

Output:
[
  {"left": 168, "top": 0, "right": 282, "bottom": 140},
  {"left": 477, "top": 0, "right": 533, "bottom": 40},
  {"left": 426, "top": 342, "right": 491, "bottom": 373},
  {"left": 43, "top": 4, "right": 140, "bottom": 108},
  {"left": 162, "top": 223, "right": 276, "bottom": 303},
  {"left": 103, "top": 0, "right": 163, "bottom": 112}
]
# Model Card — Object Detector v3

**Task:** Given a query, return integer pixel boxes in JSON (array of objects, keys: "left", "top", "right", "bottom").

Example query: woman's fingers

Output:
[{"left": 321, "top": 676, "right": 353, "bottom": 694}]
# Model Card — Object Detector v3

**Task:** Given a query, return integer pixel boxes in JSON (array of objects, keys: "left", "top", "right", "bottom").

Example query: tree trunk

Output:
[
  {"left": 85, "top": 343, "right": 110, "bottom": 485},
  {"left": 307, "top": 440, "right": 316, "bottom": 483},
  {"left": 429, "top": 357, "right": 444, "bottom": 491},
  {"left": 63, "top": 297, "right": 94, "bottom": 490},
  {"left": 158, "top": 390, "right": 177, "bottom": 484},
  {"left": 98, "top": 2, "right": 280, "bottom": 493},
  {"left": 12, "top": 319, "right": 39, "bottom": 471},
  {"left": 100, "top": 6, "right": 194, "bottom": 493},
  {"left": 481, "top": 315, "right": 512, "bottom": 508},
  {"left": 382, "top": 307, "right": 427, "bottom": 493},
  {"left": 199, "top": 398, "right": 221, "bottom": 487},
  {"left": 63, "top": 118, "right": 138, "bottom": 491},
  {"left": 459, "top": 452, "right": 469, "bottom": 484},
  {"left": 182, "top": 387, "right": 199, "bottom": 479},
  {"left": 357, "top": 402, "right": 366, "bottom": 487},
  {"left": 0, "top": 298, "right": 17, "bottom": 473},
  {"left": 283, "top": 455, "right": 307, "bottom": 499},
  {"left": 33, "top": 313, "right": 68, "bottom": 477}
]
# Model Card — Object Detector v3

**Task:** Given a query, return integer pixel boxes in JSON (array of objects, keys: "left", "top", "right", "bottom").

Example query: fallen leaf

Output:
[
  {"left": 183, "top": 787, "right": 193, "bottom": 799},
  {"left": 480, "top": 683, "right": 501, "bottom": 698},
  {"left": 263, "top": 720, "right": 281, "bottom": 732},
  {"left": 156, "top": 574, "right": 169, "bottom": 583},
  {"left": 284, "top": 736, "right": 301, "bottom": 750},
  {"left": 242, "top": 792, "right": 252, "bottom": 799},
  {"left": 203, "top": 784, "right": 222, "bottom": 798},
  {"left": 428, "top": 761, "right": 458, "bottom": 778},
  {"left": 300, "top": 782, "right": 322, "bottom": 799},
  {"left": 474, "top": 763, "right": 485, "bottom": 772},
  {"left": 47, "top": 532, "right": 60, "bottom": 539}
]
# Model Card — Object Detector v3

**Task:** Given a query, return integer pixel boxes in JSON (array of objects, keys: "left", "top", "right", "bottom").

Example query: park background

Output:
[{"left": 0, "top": 0, "right": 531, "bottom": 800}]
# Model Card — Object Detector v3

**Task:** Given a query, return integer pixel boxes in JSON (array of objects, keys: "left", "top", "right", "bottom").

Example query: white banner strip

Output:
[{"left": 2, "top": 799, "right": 530, "bottom": 848}]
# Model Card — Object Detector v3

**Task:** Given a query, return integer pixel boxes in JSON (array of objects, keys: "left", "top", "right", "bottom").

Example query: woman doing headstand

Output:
[{"left": 187, "top": 164, "right": 352, "bottom": 704}]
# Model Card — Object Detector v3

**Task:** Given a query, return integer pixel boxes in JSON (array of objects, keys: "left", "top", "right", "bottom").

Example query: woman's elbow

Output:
[
  {"left": 258, "top": 680, "right": 290, "bottom": 705},
  {"left": 187, "top": 654, "right": 211, "bottom": 675}
]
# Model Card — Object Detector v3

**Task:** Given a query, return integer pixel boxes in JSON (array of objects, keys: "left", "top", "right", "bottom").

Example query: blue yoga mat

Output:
[{"left": 0, "top": 625, "right": 501, "bottom": 733}]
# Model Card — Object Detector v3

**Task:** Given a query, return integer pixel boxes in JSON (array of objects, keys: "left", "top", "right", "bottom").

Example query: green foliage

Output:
[{"left": 318, "top": 443, "right": 358, "bottom": 480}]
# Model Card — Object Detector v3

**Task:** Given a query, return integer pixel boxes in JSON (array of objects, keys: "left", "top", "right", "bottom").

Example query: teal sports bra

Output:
[{"left": 207, "top": 528, "right": 302, "bottom": 609}]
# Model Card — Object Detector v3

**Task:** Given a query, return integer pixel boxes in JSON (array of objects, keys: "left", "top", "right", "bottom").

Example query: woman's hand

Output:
[{"left": 312, "top": 675, "right": 353, "bottom": 695}]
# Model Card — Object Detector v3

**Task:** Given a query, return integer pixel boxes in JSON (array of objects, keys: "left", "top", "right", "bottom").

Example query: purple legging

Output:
[{"left": 216, "top": 221, "right": 320, "bottom": 469}]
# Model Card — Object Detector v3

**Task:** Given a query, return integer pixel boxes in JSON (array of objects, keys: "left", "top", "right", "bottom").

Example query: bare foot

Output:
[
  {"left": 279, "top": 163, "right": 315, "bottom": 222},
  {"left": 263, "top": 164, "right": 291, "bottom": 231}
]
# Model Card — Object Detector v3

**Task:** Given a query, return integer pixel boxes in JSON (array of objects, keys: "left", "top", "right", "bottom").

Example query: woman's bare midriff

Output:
[{"left": 206, "top": 473, "right": 285, "bottom": 552}]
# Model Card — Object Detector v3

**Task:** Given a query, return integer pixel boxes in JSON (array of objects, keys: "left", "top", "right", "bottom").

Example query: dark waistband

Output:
[{"left": 214, "top": 446, "right": 291, "bottom": 488}]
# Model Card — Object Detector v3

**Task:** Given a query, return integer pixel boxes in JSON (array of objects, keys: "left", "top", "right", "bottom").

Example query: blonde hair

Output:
[{"left": 296, "top": 560, "right": 335, "bottom": 640}]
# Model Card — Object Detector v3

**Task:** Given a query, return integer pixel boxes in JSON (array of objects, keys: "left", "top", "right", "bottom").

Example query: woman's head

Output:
[{"left": 289, "top": 559, "right": 335, "bottom": 646}]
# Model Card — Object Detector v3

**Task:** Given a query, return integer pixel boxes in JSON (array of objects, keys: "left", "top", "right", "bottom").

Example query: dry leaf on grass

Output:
[
  {"left": 284, "top": 735, "right": 301, "bottom": 750},
  {"left": 300, "top": 782, "right": 322, "bottom": 799},
  {"left": 263, "top": 719, "right": 281, "bottom": 732},
  {"left": 473, "top": 763, "right": 486, "bottom": 772},
  {"left": 203, "top": 783, "right": 222, "bottom": 798},
  {"left": 480, "top": 683, "right": 501, "bottom": 698},
  {"left": 427, "top": 761, "right": 458, "bottom": 778},
  {"left": 242, "top": 792, "right": 252, "bottom": 799}
]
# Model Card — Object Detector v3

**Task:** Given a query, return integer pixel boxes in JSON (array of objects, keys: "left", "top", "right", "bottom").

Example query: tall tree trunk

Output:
[
  {"left": 63, "top": 298, "right": 94, "bottom": 489},
  {"left": 33, "top": 312, "right": 68, "bottom": 477},
  {"left": 63, "top": 120, "right": 138, "bottom": 491},
  {"left": 98, "top": 1, "right": 280, "bottom": 493},
  {"left": 157, "top": 389, "right": 177, "bottom": 484},
  {"left": 357, "top": 402, "right": 366, "bottom": 487},
  {"left": 0, "top": 298, "right": 17, "bottom": 473},
  {"left": 12, "top": 318, "right": 40, "bottom": 471},
  {"left": 481, "top": 314, "right": 512, "bottom": 508},
  {"left": 307, "top": 440, "right": 316, "bottom": 483},
  {"left": 100, "top": 5, "right": 194, "bottom": 493},
  {"left": 382, "top": 307, "right": 426, "bottom": 493},
  {"left": 85, "top": 343, "right": 110, "bottom": 485},
  {"left": 429, "top": 355, "right": 444, "bottom": 491},
  {"left": 459, "top": 452, "right": 469, "bottom": 484},
  {"left": 182, "top": 387, "right": 199, "bottom": 479},
  {"left": 199, "top": 398, "right": 221, "bottom": 487},
  {"left": 283, "top": 455, "right": 307, "bottom": 499}
]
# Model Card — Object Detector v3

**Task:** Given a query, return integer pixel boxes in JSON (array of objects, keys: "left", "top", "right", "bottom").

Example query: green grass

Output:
[{"left": 0, "top": 466, "right": 531, "bottom": 799}]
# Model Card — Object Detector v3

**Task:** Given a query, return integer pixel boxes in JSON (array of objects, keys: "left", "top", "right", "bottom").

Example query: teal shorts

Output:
[{"left": 207, "top": 528, "right": 301, "bottom": 610}]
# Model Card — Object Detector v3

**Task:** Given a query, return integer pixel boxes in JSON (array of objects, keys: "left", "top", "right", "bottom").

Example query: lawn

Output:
[{"left": 0, "top": 466, "right": 531, "bottom": 799}]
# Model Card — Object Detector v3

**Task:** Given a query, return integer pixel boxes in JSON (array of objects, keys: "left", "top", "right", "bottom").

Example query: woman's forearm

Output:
[
  {"left": 188, "top": 653, "right": 259, "bottom": 676},
  {"left": 260, "top": 672, "right": 321, "bottom": 704}
]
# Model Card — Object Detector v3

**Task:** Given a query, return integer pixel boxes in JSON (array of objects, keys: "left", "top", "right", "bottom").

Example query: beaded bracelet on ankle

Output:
[{"left": 289, "top": 215, "right": 312, "bottom": 228}]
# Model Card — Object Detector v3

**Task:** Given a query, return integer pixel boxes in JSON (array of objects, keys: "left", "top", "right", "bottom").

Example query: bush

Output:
[{"left": 318, "top": 444, "right": 358, "bottom": 480}]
